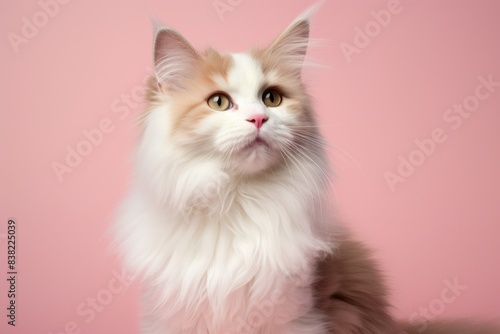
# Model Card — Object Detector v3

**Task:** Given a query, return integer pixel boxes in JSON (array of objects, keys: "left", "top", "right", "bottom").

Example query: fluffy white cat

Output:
[
  {"left": 113, "top": 5, "right": 499, "bottom": 334},
  {"left": 114, "top": 6, "right": 335, "bottom": 334}
]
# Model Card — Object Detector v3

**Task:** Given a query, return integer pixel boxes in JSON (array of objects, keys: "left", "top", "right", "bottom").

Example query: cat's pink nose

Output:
[{"left": 246, "top": 114, "right": 268, "bottom": 129}]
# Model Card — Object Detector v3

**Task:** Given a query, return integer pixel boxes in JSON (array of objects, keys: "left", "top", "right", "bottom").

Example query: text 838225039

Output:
[{"left": 6, "top": 219, "right": 17, "bottom": 326}]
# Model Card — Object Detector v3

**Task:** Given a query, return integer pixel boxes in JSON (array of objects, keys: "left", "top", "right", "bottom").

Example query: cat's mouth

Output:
[{"left": 241, "top": 136, "right": 269, "bottom": 151}]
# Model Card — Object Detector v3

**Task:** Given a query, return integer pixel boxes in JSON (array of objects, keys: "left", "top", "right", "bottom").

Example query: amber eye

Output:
[
  {"left": 207, "top": 93, "right": 232, "bottom": 111},
  {"left": 262, "top": 89, "right": 282, "bottom": 107}
]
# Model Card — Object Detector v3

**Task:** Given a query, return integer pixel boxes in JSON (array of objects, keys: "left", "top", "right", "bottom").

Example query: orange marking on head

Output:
[{"left": 166, "top": 49, "right": 233, "bottom": 136}]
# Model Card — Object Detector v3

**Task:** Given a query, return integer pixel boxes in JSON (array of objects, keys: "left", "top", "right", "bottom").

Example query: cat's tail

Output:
[{"left": 397, "top": 319, "right": 500, "bottom": 334}]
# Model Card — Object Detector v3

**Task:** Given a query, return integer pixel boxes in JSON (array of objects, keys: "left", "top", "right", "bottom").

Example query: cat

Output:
[{"left": 112, "top": 5, "right": 499, "bottom": 334}]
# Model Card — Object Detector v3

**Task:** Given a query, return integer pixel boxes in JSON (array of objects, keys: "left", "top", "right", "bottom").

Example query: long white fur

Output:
[{"left": 113, "top": 5, "right": 335, "bottom": 334}]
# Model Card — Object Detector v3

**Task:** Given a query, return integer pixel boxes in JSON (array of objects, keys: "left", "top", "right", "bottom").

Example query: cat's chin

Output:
[{"left": 227, "top": 144, "right": 279, "bottom": 176}]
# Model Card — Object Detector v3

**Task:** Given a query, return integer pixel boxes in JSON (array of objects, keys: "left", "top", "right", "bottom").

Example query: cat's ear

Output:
[
  {"left": 264, "top": 3, "right": 319, "bottom": 70},
  {"left": 153, "top": 26, "right": 200, "bottom": 90}
]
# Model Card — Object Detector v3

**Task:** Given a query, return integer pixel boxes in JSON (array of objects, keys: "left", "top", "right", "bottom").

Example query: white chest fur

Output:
[{"left": 115, "top": 162, "right": 332, "bottom": 333}]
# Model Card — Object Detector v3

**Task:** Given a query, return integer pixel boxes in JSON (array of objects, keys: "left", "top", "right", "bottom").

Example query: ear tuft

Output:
[
  {"left": 153, "top": 26, "right": 200, "bottom": 90},
  {"left": 264, "top": 2, "right": 322, "bottom": 71}
]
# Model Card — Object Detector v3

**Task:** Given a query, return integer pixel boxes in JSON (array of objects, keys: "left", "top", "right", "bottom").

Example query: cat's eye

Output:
[
  {"left": 207, "top": 93, "right": 232, "bottom": 111},
  {"left": 262, "top": 89, "right": 282, "bottom": 107}
]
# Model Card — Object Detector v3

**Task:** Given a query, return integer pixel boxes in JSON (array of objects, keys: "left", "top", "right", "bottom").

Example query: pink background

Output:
[{"left": 1, "top": 0, "right": 500, "bottom": 332}]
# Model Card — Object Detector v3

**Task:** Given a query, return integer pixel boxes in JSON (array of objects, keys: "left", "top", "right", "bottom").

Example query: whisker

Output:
[{"left": 291, "top": 131, "right": 363, "bottom": 173}]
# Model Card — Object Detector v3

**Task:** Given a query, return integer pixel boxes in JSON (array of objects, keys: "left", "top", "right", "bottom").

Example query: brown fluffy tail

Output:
[
  {"left": 314, "top": 237, "right": 499, "bottom": 333},
  {"left": 397, "top": 319, "right": 500, "bottom": 334}
]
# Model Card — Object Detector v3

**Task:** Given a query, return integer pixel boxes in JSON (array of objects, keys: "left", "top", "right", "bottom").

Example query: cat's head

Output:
[{"left": 143, "top": 8, "right": 322, "bottom": 177}]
